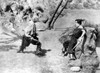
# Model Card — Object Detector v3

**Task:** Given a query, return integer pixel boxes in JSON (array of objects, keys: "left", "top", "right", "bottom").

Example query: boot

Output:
[
  {"left": 64, "top": 51, "right": 68, "bottom": 56},
  {"left": 35, "top": 46, "right": 42, "bottom": 54},
  {"left": 17, "top": 50, "right": 24, "bottom": 53},
  {"left": 62, "top": 48, "right": 65, "bottom": 54},
  {"left": 17, "top": 46, "right": 25, "bottom": 53},
  {"left": 69, "top": 54, "right": 76, "bottom": 60}
]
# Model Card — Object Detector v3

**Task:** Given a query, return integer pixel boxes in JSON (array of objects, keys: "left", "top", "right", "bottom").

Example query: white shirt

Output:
[{"left": 24, "top": 20, "right": 34, "bottom": 37}]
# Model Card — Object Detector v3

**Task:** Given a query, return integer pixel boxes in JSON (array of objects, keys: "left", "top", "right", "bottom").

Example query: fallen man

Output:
[{"left": 59, "top": 19, "right": 86, "bottom": 60}]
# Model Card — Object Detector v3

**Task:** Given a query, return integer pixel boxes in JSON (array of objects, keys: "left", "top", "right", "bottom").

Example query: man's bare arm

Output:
[{"left": 78, "top": 29, "right": 86, "bottom": 42}]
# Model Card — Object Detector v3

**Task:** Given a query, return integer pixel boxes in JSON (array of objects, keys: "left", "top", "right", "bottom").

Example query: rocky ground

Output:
[{"left": 0, "top": 9, "right": 100, "bottom": 73}]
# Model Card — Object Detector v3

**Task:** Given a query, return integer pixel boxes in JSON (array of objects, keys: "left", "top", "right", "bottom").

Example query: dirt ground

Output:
[{"left": 0, "top": 9, "right": 100, "bottom": 73}]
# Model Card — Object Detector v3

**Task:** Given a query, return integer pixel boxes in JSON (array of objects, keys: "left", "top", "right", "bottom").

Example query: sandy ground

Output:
[{"left": 0, "top": 9, "right": 100, "bottom": 73}]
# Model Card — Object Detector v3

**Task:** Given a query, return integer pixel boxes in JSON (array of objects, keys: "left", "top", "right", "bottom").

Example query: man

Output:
[
  {"left": 61, "top": 19, "right": 86, "bottom": 60},
  {"left": 17, "top": 18, "right": 42, "bottom": 54}
]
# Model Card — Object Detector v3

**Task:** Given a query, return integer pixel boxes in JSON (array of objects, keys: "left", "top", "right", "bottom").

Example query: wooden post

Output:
[
  {"left": 51, "top": 0, "right": 72, "bottom": 29},
  {"left": 48, "top": 0, "right": 63, "bottom": 29}
]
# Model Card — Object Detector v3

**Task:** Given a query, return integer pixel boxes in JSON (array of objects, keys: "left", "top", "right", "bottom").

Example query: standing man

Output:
[
  {"left": 17, "top": 18, "right": 42, "bottom": 54},
  {"left": 17, "top": 5, "right": 47, "bottom": 54}
]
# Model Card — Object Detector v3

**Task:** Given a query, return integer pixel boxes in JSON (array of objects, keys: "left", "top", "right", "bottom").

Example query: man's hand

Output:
[
  {"left": 30, "top": 37, "right": 38, "bottom": 42},
  {"left": 26, "top": 35, "right": 31, "bottom": 38}
]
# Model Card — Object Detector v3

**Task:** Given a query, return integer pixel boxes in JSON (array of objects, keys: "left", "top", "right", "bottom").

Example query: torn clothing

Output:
[
  {"left": 71, "top": 27, "right": 83, "bottom": 39},
  {"left": 60, "top": 26, "right": 85, "bottom": 55},
  {"left": 68, "top": 27, "right": 85, "bottom": 54}
]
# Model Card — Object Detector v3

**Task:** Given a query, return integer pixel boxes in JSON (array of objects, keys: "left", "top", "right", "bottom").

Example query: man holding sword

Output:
[{"left": 17, "top": 18, "right": 42, "bottom": 54}]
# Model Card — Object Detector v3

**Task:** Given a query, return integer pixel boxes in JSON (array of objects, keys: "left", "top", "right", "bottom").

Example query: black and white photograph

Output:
[{"left": 0, "top": 0, "right": 100, "bottom": 73}]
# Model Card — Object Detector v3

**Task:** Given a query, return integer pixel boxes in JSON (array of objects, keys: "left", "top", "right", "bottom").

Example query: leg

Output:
[
  {"left": 17, "top": 35, "right": 30, "bottom": 53},
  {"left": 31, "top": 37, "right": 42, "bottom": 53},
  {"left": 68, "top": 38, "right": 77, "bottom": 59},
  {"left": 72, "top": 49, "right": 77, "bottom": 60},
  {"left": 63, "top": 41, "right": 69, "bottom": 53},
  {"left": 36, "top": 41, "right": 42, "bottom": 52},
  {"left": 63, "top": 41, "right": 69, "bottom": 56}
]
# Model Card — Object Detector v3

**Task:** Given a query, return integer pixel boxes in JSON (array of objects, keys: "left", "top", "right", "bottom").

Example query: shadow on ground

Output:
[{"left": 21, "top": 49, "right": 51, "bottom": 57}]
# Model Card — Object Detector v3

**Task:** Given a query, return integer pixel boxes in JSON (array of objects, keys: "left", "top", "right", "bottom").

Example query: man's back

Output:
[{"left": 71, "top": 27, "right": 83, "bottom": 39}]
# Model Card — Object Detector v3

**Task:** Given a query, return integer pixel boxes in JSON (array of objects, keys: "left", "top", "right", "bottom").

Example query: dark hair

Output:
[
  {"left": 35, "top": 6, "right": 44, "bottom": 13},
  {"left": 18, "top": 5, "right": 24, "bottom": 11},
  {"left": 75, "top": 19, "right": 85, "bottom": 25}
]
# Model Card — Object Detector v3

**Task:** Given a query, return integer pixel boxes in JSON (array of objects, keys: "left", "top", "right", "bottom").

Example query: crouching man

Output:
[{"left": 17, "top": 19, "right": 42, "bottom": 54}]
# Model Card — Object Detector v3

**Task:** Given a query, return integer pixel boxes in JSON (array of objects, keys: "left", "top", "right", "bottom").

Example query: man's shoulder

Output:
[
  {"left": 61, "top": 26, "right": 77, "bottom": 36},
  {"left": 28, "top": 20, "right": 34, "bottom": 24}
]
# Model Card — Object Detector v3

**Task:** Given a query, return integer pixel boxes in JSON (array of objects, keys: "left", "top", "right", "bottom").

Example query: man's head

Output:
[
  {"left": 32, "top": 6, "right": 44, "bottom": 23},
  {"left": 75, "top": 19, "right": 85, "bottom": 27},
  {"left": 35, "top": 6, "right": 44, "bottom": 13}
]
